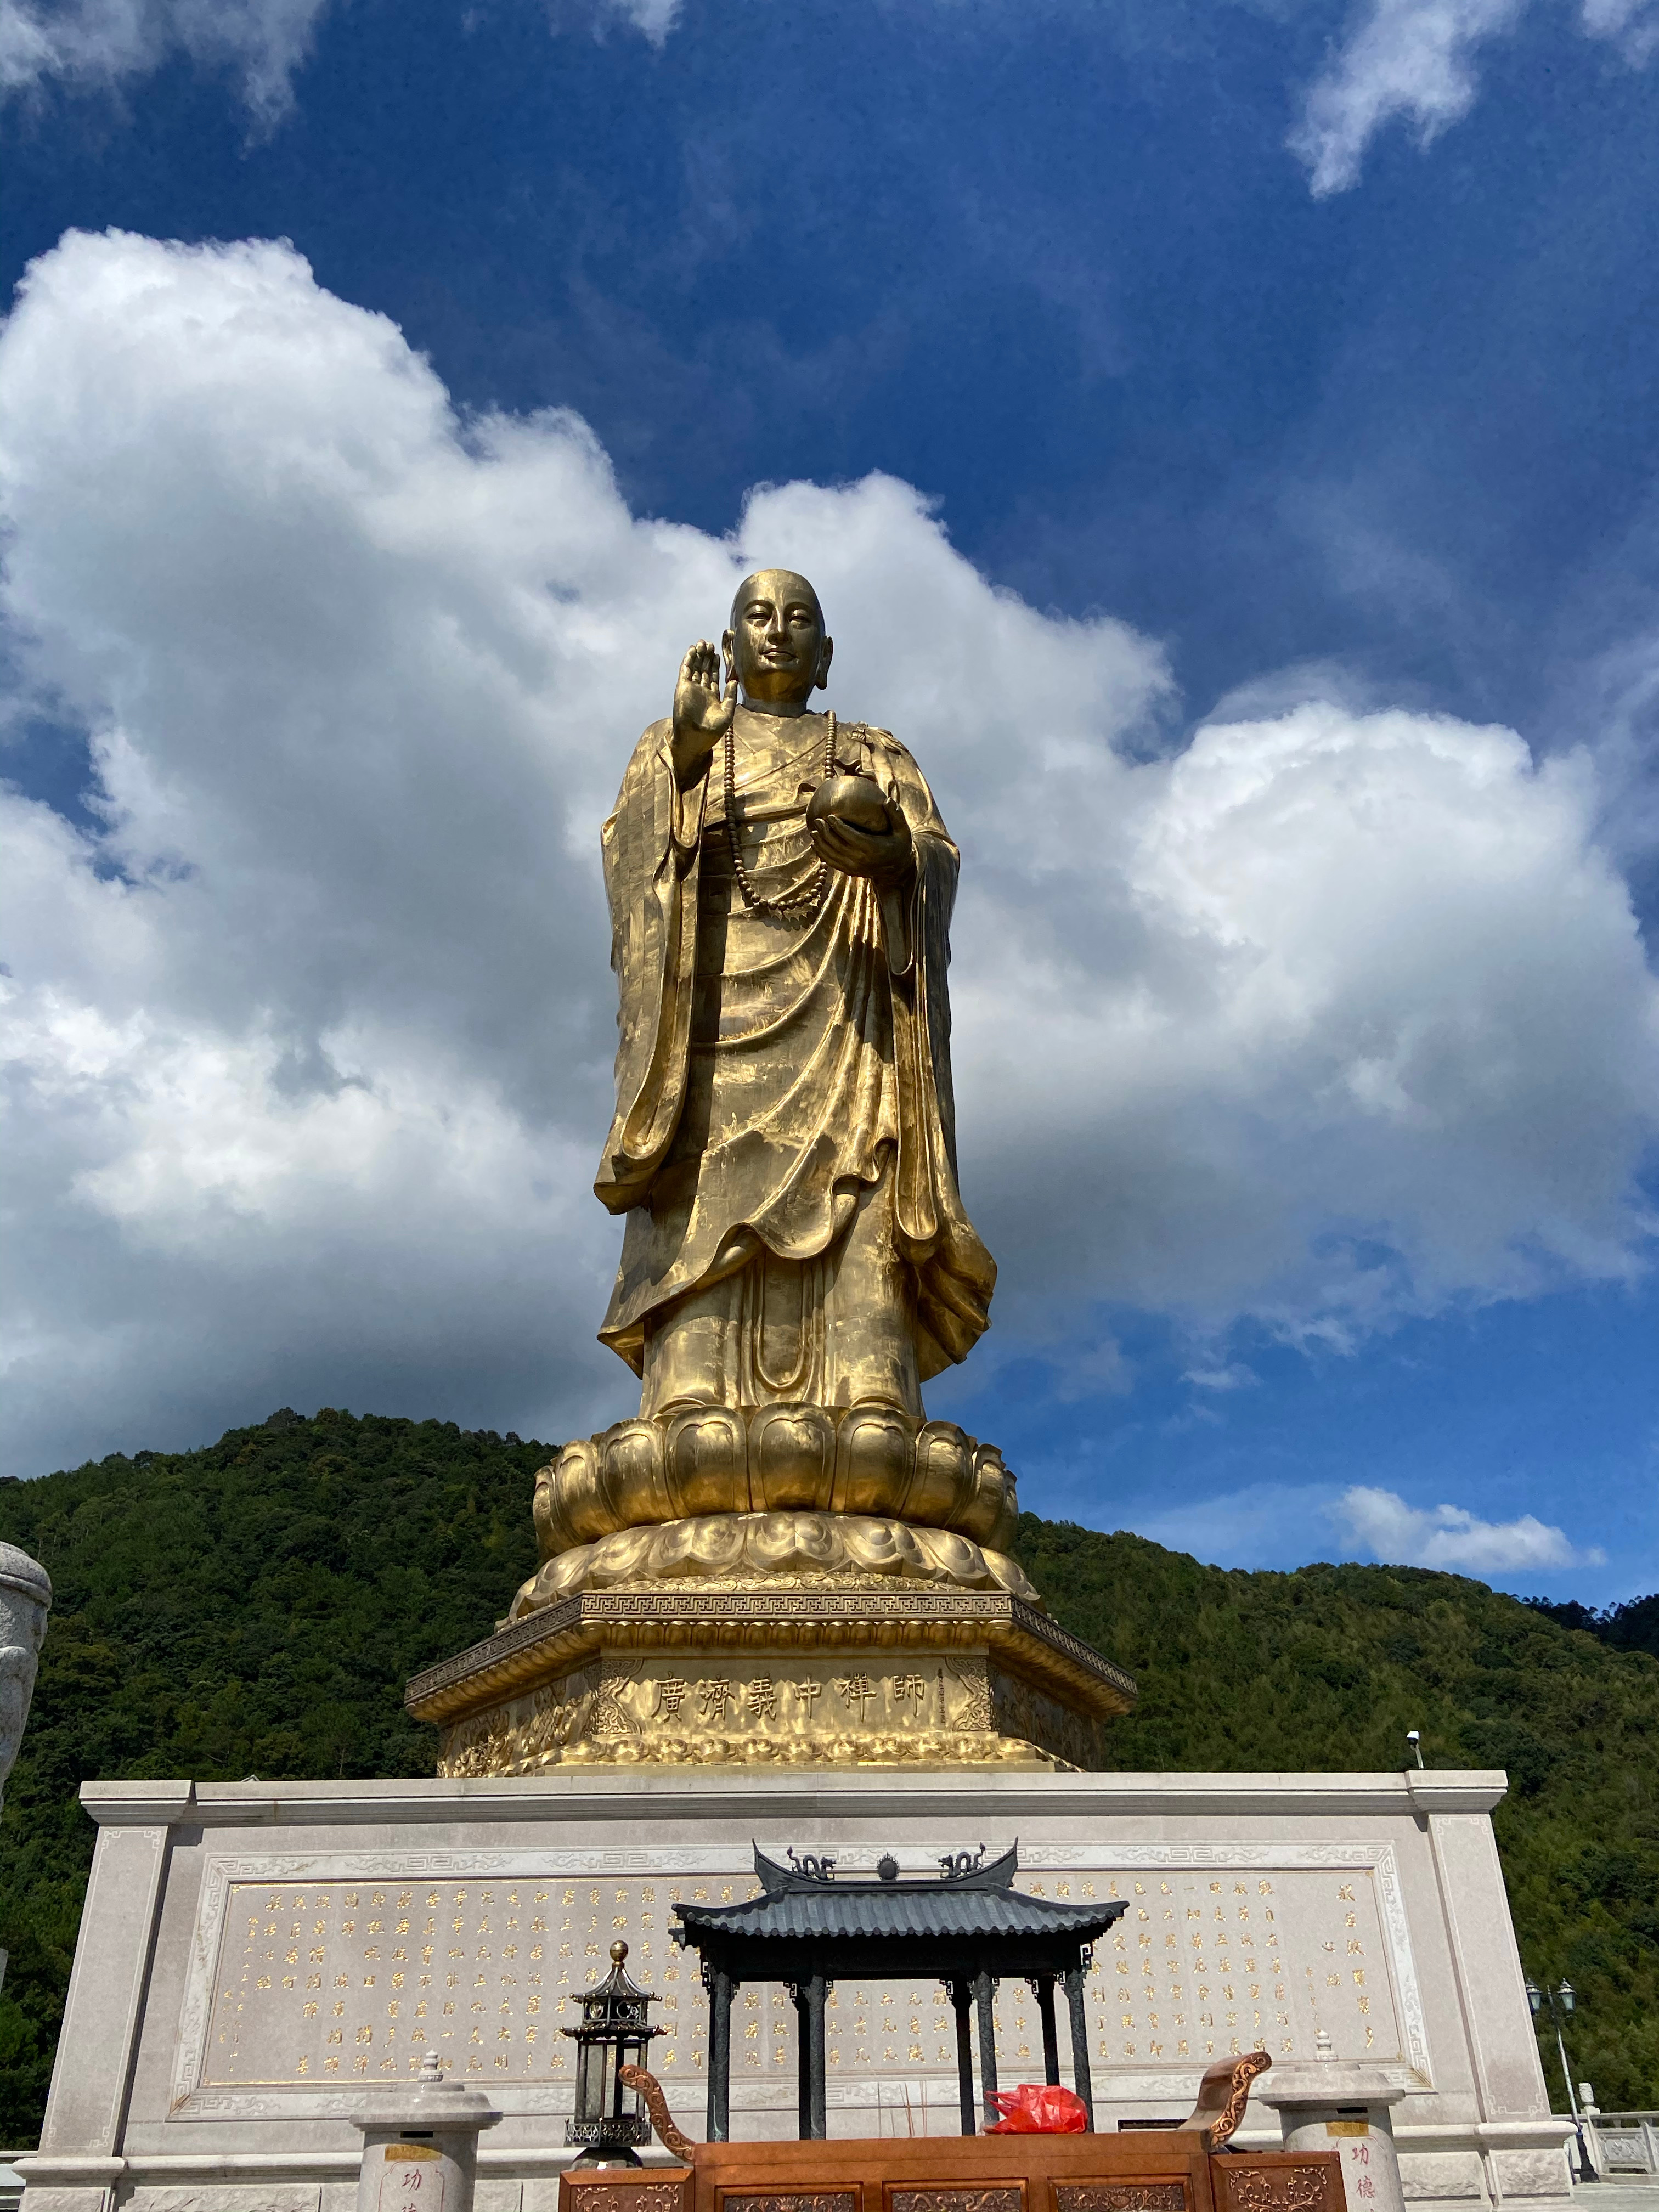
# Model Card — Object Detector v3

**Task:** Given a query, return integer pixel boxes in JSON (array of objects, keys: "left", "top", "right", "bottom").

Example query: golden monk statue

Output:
[
  {"left": 414, "top": 574, "right": 1139, "bottom": 1776},
  {"left": 594, "top": 568, "right": 996, "bottom": 1418},
  {"left": 505, "top": 567, "right": 1046, "bottom": 1618}
]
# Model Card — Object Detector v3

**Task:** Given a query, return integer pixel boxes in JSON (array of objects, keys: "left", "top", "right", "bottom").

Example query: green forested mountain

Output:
[
  {"left": 0, "top": 1409, "right": 1655, "bottom": 2137},
  {"left": 1525, "top": 1592, "right": 1659, "bottom": 1661}
]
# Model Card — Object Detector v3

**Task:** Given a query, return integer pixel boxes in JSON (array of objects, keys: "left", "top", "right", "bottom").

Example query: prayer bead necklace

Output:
[{"left": 724, "top": 708, "right": 837, "bottom": 918}]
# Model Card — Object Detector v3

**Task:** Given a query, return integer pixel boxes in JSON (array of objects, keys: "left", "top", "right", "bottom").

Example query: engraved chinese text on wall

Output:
[{"left": 201, "top": 1865, "right": 1402, "bottom": 2087}]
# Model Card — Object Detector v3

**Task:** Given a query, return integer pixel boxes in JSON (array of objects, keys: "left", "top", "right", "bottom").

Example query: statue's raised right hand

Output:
[{"left": 671, "top": 640, "right": 736, "bottom": 786}]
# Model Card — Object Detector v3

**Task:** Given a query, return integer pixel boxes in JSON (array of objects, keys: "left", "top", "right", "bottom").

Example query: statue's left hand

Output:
[{"left": 809, "top": 795, "right": 913, "bottom": 882}]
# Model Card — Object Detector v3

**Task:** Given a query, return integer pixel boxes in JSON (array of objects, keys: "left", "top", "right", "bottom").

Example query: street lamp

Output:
[
  {"left": 1526, "top": 1976, "right": 1594, "bottom": 2183},
  {"left": 562, "top": 1941, "right": 664, "bottom": 2168}
]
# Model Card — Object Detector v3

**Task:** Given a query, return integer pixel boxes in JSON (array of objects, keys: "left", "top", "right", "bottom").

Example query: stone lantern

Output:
[
  {"left": 350, "top": 2051, "right": 500, "bottom": 2212},
  {"left": 1259, "top": 2052, "right": 1411, "bottom": 2212},
  {"left": 562, "top": 1940, "right": 663, "bottom": 2167}
]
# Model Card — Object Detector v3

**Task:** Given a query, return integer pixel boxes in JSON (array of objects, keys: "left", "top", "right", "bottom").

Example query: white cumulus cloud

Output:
[
  {"left": 1332, "top": 1483, "right": 1605, "bottom": 1570},
  {"left": 0, "top": 0, "right": 695, "bottom": 111},
  {"left": 2, "top": 227, "right": 1656, "bottom": 1478},
  {"left": 1290, "top": 0, "right": 1659, "bottom": 196},
  {"left": 1183, "top": 1363, "right": 1260, "bottom": 1392},
  {"left": 0, "top": 0, "right": 331, "bottom": 117},
  {"left": 1290, "top": 0, "right": 1523, "bottom": 196}
]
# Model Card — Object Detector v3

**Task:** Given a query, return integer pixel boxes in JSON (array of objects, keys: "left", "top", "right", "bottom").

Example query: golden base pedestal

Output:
[{"left": 404, "top": 1585, "right": 1136, "bottom": 1775}]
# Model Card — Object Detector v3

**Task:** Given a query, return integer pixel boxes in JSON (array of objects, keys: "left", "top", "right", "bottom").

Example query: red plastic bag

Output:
[{"left": 985, "top": 2084, "right": 1088, "bottom": 2134}]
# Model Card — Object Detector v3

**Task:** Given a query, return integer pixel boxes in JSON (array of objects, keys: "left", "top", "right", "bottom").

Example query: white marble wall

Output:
[{"left": 18, "top": 1771, "right": 1572, "bottom": 2212}]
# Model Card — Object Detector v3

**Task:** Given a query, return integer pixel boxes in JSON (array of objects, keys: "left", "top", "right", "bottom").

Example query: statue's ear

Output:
[{"left": 815, "top": 635, "right": 834, "bottom": 691}]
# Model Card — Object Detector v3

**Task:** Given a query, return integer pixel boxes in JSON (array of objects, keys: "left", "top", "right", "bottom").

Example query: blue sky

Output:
[{"left": 2, "top": 0, "right": 1656, "bottom": 1600}]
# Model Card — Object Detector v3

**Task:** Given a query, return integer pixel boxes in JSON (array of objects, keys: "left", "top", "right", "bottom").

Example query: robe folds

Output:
[{"left": 594, "top": 709, "right": 995, "bottom": 1415}]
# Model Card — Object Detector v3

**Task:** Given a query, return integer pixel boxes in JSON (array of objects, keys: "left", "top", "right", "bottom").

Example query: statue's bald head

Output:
[
  {"left": 724, "top": 568, "right": 833, "bottom": 708},
  {"left": 729, "top": 568, "right": 823, "bottom": 633}
]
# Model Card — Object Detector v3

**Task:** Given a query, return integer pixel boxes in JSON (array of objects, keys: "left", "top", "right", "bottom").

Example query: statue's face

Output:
[{"left": 723, "top": 570, "right": 833, "bottom": 706}]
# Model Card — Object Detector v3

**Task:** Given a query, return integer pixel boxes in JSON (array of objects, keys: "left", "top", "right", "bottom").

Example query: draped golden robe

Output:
[{"left": 595, "top": 709, "right": 995, "bottom": 1418}]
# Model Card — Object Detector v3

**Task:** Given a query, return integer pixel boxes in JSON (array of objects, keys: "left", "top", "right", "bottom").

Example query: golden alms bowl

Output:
[{"left": 806, "top": 772, "right": 891, "bottom": 834}]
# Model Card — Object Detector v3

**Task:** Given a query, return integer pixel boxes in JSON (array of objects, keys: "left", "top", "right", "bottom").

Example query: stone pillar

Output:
[
  {"left": 793, "top": 1982, "right": 812, "bottom": 2140},
  {"left": 1259, "top": 2061, "right": 1410, "bottom": 2212},
  {"left": 973, "top": 1971, "right": 999, "bottom": 2124},
  {"left": 950, "top": 1980, "right": 976, "bottom": 2136},
  {"left": 351, "top": 2052, "right": 500, "bottom": 2212},
  {"left": 0, "top": 1542, "right": 50, "bottom": 2000},
  {"left": 804, "top": 1974, "right": 828, "bottom": 2142},
  {"left": 22, "top": 1781, "right": 192, "bottom": 2212},
  {"left": 1034, "top": 1976, "right": 1060, "bottom": 2087},
  {"left": 1063, "top": 1966, "right": 1093, "bottom": 2128},
  {"left": 706, "top": 1970, "right": 733, "bottom": 2142}
]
